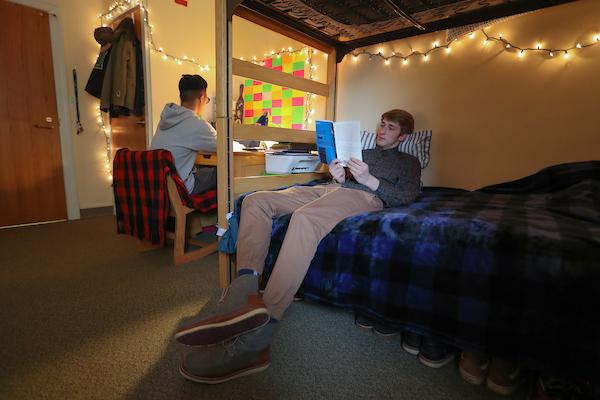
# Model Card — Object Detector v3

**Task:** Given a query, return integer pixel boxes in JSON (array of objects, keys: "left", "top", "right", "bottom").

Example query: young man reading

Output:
[
  {"left": 150, "top": 74, "right": 217, "bottom": 194},
  {"left": 177, "top": 109, "right": 422, "bottom": 383}
]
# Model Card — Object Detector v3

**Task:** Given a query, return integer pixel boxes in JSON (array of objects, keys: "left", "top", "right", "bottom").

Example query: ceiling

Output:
[{"left": 238, "top": 0, "right": 579, "bottom": 61}]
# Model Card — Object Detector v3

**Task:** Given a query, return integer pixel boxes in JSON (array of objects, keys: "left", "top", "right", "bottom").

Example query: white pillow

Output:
[{"left": 360, "top": 130, "right": 432, "bottom": 169}]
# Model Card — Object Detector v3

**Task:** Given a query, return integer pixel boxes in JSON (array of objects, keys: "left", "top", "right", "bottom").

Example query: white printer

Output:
[{"left": 265, "top": 151, "right": 321, "bottom": 174}]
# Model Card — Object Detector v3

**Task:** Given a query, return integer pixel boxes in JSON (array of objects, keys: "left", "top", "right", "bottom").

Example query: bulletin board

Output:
[{"left": 242, "top": 52, "right": 306, "bottom": 129}]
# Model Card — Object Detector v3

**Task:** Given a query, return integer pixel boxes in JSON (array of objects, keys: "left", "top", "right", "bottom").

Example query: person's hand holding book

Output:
[
  {"left": 348, "top": 158, "right": 380, "bottom": 191},
  {"left": 329, "top": 159, "right": 346, "bottom": 183}
]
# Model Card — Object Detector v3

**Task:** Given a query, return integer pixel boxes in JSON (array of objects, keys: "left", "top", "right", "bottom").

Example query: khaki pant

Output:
[{"left": 237, "top": 184, "right": 383, "bottom": 319}]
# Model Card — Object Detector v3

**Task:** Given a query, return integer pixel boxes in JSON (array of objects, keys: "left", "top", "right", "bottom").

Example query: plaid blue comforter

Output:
[{"left": 244, "top": 161, "right": 600, "bottom": 377}]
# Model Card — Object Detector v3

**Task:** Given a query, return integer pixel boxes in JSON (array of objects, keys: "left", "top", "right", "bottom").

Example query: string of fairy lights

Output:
[
  {"left": 93, "top": 0, "right": 599, "bottom": 181},
  {"left": 350, "top": 28, "right": 600, "bottom": 64},
  {"left": 95, "top": 107, "right": 113, "bottom": 181},
  {"left": 95, "top": 0, "right": 323, "bottom": 179}
]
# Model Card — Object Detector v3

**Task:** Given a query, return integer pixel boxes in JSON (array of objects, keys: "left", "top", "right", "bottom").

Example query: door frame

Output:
[{"left": 7, "top": 0, "right": 80, "bottom": 220}]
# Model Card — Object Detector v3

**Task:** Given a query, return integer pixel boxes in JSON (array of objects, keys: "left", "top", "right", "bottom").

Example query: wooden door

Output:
[{"left": 0, "top": 1, "right": 67, "bottom": 227}]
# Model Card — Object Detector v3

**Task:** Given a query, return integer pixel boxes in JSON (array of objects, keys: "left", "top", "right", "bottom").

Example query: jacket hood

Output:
[{"left": 158, "top": 103, "right": 198, "bottom": 130}]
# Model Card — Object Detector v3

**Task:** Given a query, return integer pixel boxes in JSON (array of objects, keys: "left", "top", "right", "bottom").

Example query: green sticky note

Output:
[
  {"left": 293, "top": 61, "right": 305, "bottom": 71},
  {"left": 272, "top": 108, "right": 281, "bottom": 116},
  {"left": 292, "top": 106, "right": 303, "bottom": 122},
  {"left": 262, "top": 100, "right": 272, "bottom": 108},
  {"left": 282, "top": 89, "right": 293, "bottom": 99},
  {"left": 263, "top": 84, "right": 272, "bottom": 92},
  {"left": 244, "top": 94, "right": 252, "bottom": 102}
]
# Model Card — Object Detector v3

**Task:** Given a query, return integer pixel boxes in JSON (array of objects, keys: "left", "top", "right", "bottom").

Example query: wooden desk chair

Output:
[
  {"left": 113, "top": 148, "right": 218, "bottom": 266},
  {"left": 165, "top": 174, "right": 217, "bottom": 265}
]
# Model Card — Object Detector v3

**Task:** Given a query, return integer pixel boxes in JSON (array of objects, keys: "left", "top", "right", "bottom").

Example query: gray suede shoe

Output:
[
  {"left": 175, "top": 274, "right": 270, "bottom": 346},
  {"left": 179, "top": 322, "right": 276, "bottom": 384}
]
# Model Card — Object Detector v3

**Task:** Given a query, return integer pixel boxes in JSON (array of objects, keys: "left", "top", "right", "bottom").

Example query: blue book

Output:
[{"left": 315, "top": 120, "right": 362, "bottom": 166}]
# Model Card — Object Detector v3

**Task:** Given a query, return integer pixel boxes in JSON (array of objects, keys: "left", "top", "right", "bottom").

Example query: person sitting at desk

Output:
[
  {"left": 175, "top": 109, "right": 422, "bottom": 383},
  {"left": 150, "top": 74, "right": 216, "bottom": 194}
]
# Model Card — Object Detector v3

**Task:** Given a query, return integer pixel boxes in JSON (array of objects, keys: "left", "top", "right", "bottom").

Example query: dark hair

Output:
[
  {"left": 179, "top": 74, "right": 208, "bottom": 102},
  {"left": 381, "top": 109, "right": 414, "bottom": 136}
]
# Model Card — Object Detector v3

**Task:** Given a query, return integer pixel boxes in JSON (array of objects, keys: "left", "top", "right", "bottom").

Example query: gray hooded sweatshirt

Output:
[{"left": 150, "top": 103, "right": 217, "bottom": 193}]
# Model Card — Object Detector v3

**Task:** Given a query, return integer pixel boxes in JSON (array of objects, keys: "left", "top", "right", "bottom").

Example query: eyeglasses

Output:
[{"left": 204, "top": 96, "right": 211, "bottom": 104}]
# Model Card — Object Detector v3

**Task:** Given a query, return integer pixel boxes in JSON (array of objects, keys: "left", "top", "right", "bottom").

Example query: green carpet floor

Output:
[{"left": 0, "top": 216, "right": 526, "bottom": 399}]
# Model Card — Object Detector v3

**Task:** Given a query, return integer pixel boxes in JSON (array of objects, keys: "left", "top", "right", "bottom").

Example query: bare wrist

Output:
[{"left": 366, "top": 175, "right": 379, "bottom": 191}]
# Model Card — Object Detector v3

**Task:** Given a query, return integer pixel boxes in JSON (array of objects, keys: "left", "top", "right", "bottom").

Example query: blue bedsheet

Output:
[{"left": 239, "top": 161, "right": 600, "bottom": 377}]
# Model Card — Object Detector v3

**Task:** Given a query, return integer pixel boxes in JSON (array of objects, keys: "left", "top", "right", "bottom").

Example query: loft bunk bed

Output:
[
  {"left": 214, "top": 0, "right": 599, "bottom": 379},
  {"left": 214, "top": 0, "right": 578, "bottom": 285}
]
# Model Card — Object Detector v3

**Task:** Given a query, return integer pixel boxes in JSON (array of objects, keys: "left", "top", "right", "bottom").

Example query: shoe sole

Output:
[
  {"left": 486, "top": 377, "right": 518, "bottom": 396},
  {"left": 373, "top": 329, "right": 400, "bottom": 339},
  {"left": 355, "top": 320, "right": 374, "bottom": 331},
  {"left": 175, "top": 307, "right": 270, "bottom": 346},
  {"left": 418, "top": 352, "right": 455, "bottom": 369},
  {"left": 179, "top": 359, "right": 270, "bottom": 384},
  {"left": 401, "top": 342, "right": 420, "bottom": 356},
  {"left": 459, "top": 364, "right": 486, "bottom": 385}
]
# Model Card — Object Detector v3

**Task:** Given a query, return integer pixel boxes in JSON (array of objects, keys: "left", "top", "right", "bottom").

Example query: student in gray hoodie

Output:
[{"left": 150, "top": 75, "right": 217, "bottom": 194}]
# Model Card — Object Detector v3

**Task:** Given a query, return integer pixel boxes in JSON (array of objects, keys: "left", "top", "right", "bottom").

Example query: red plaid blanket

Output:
[{"left": 113, "top": 149, "right": 217, "bottom": 244}]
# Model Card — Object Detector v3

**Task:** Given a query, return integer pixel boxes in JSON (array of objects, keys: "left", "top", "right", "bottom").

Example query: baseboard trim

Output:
[
  {"left": 0, "top": 219, "right": 67, "bottom": 230},
  {"left": 80, "top": 206, "right": 114, "bottom": 219}
]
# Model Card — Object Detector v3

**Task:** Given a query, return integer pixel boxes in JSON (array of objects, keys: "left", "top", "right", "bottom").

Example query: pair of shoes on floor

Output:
[
  {"left": 459, "top": 351, "right": 523, "bottom": 396},
  {"left": 401, "top": 331, "right": 456, "bottom": 368},
  {"left": 175, "top": 274, "right": 275, "bottom": 384},
  {"left": 354, "top": 314, "right": 401, "bottom": 338}
]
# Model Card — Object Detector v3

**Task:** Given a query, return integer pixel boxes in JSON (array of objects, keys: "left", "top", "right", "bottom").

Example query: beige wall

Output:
[
  {"left": 337, "top": 0, "right": 600, "bottom": 189},
  {"left": 145, "top": 0, "right": 216, "bottom": 133},
  {"left": 56, "top": 0, "right": 112, "bottom": 209}
]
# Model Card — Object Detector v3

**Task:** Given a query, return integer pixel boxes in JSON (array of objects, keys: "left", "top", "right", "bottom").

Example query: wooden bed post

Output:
[
  {"left": 216, "top": 0, "right": 235, "bottom": 288},
  {"left": 326, "top": 48, "right": 337, "bottom": 120},
  {"left": 217, "top": 1, "right": 335, "bottom": 287}
]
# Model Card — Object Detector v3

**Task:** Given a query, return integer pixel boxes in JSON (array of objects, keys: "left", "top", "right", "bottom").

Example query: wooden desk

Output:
[{"left": 196, "top": 151, "right": 265, "bottom": 177}]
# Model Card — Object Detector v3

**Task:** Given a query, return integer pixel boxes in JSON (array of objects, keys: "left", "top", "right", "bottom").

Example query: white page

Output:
[{"left": 333, "top": 121, "right": 362, "bottom": 166}]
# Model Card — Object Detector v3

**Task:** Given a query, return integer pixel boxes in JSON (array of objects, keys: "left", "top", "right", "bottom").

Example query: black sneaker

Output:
[
  {"left": 401, "top": 331, "right": 423, "bottom": 355},
  {"left": 418, "top": 336, "right": 455, "bottom": 368},
  {"left": 354, "top": 314, "right": 375, "bottom": 331},
  {"left": 374, "top": 323, "right": 401, "bottom": 338}
]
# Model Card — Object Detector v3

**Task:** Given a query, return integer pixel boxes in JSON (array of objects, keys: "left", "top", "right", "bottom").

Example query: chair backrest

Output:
[{"left": 113, "top": 148, "right": 180, "bottom": 244}]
